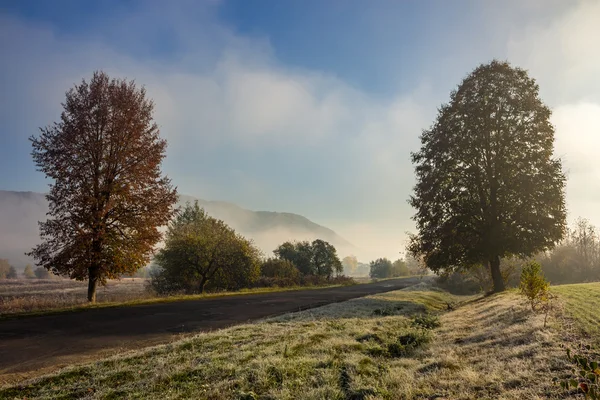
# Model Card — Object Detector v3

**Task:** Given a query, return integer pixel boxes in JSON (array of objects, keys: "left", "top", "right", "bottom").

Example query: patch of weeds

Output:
[
  {"left": 387, "top": 331, "right": 431, "bottom": 358},
  {"left": 555, "top": 345, "right": 600, "bottom": 399},
  {"left": 411, "top": 313, "right": 441, "bottom": 330},
  {"left": 99, "top": 370, "right": 137, "bottom": 385},
  {"left": 266, "top": 365, "right": 284, "bottom": 388},
  {"left": 339, "top": 364, "right": 379, "bottom": 400},
  {"left": 237, "top": 391, "right": 259, "bottom": 400},
  {"left": 417, "top": 360, "right": 461, "bottom": 374},
  {"left": 372, "top": 308, "right": 395, "bottom": 316},
  {"left": 102, "top": 390, "right": 129, "bottom": 400},
  {"left": 356, "top": 333, "right": 383, "bottom": 344},
  {"left": 365, "top": 345, "right": 387, "bottom": 357}
]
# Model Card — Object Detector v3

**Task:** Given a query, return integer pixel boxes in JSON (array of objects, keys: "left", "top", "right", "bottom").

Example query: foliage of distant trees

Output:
[
  {"left": 34, "top": 266, "right": 51, "bottom": 279},
  {"left": 537, "top": 218, "right": 600, "bottom": 284},
  {"left": 369, "top": 258, "right": 412, "bottom": 279},
  {"left": 23, "top": 264, "right": 35, "bottom": 279},
  {"left": 151, "top": 202, "right": 261, "bottom": 294},
  {"left": 369, "top": 258, "right": 393, "bottom": 279},
  {"left": 409, "top": 60, "right": 566, "bottom": 293},
  {"left": 28, "top": 71, "right": 177, "bottom": 302},
  {"left": 274, "top": 240, "right": 343, "bottom": 279},
  {"left": 6, "top": 266, "right": 18, "bottom": 279},
  {"left": 342, "top": 255, "right": 358, "bottom": 276},
  {"left": 0, "top": 259, "right": 11, "bottom": 279}
]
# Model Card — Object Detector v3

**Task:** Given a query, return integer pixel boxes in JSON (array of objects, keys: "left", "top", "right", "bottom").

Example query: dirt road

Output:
[{"left": 0, "top": 277, "right": 424, "bottom": 382}]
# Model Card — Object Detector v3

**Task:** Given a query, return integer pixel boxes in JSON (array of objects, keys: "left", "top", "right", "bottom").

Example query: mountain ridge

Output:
[{"left": 0, "top": 190, "right": 354, "bottom": 267}]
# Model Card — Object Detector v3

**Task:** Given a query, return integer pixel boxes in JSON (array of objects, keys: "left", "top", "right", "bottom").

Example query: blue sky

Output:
[{"left": 1, "top": 0, "right": 599, "bottom": 259}]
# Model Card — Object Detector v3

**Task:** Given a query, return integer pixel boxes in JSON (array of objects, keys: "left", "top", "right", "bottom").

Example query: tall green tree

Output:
[
  {"left": 28, "top": 71, "right": 177, "bottom": 302},
  {"left": 274, "top": 239, "right": 342, "bottom": 278},
  {"left": 409, "top": 60, "right": 566, "bottom": 292},
  {"left": 391, "top": 259, "right": 410, "bottom": 277},
  {"left": 311, "top": 239, "right": 343, "bottom": 278},
  {"left": 369, "top": 258, "right": 393, "bottom": 279},
  {"left": 274, "top": 241, "right": 314, "bottom": 275},
  {"left": 151, "top": 202, "right": 261, "bottom": 294}
]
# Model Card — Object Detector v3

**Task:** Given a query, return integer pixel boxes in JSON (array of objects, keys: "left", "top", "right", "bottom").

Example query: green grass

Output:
[
  {"left": 0, "top": 288, "right": 469, "bottom": 399},
  {"left": 2, "top": 285, "right": 578, "bottom": 399},
  {"left": 552, "top": 282, "right": 600, "bottom": 341}
]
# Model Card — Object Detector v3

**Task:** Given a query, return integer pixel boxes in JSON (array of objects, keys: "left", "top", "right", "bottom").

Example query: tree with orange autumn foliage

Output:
[{"left": 28, "top": 71, "right": 178, "bottom": 302}]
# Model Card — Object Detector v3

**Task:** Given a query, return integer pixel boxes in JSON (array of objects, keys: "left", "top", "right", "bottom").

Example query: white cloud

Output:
[{"left": 2, "top": 1, "right": 600, "bottom": 262}]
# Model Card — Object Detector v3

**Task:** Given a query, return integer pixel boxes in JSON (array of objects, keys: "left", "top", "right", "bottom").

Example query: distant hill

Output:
[{"left": 0, "top": 190, "right": 354, "bottom": 268}]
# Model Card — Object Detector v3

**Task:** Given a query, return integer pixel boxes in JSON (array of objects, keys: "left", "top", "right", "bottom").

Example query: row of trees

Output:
[
  {"left": 537, "top": 218, "right": 600, "bottom": 284},
  {"left": 0, "top": 259, "right": 51, "bottom": 279},
  {"left": 26, "top": 59, "right": 586, "bottom": 301},
  {"left": 369, "top": 258, "right": 410, "bottom": 279},
  {"left": 150, "top": 201, "right": 346, "bottom": 294}
]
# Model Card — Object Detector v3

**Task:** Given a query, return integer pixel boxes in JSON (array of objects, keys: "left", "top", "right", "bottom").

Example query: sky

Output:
[{"left": 1, "top": 0, "right": 599, "bottom": 261}]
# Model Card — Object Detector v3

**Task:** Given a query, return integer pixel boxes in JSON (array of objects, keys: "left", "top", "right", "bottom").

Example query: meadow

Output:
[
  {"left": 0, "top": 278, "right": 152, "bottom": 315},
  {"left": 0, "top": 277, "right": 365, "bottom": 318},
  {"left": 1, "top": 281, "right": 589, "bottom": 400},
  {"left": 552, "top": 282, "right": 600, "bottom": 342}
]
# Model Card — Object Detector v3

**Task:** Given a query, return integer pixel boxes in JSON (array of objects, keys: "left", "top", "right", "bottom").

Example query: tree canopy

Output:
[
  {"left": 151, "top": 202, "right": 262, "bottom": 294},
  {"left": 28, "top": 71, "right": 178, "bottom": 302},
  {"left": 274, "top": 239, "right": 342, "bottom": 278},
  {"left": 369, "top": 258, "right": 392, "bottom": 279},
  {"left": 409, "top": 60, "right": 566, "bottom": 292}
]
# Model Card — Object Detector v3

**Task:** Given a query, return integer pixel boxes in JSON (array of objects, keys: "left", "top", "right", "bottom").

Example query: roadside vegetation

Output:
[{"left": 1, "top": 284, "right": 581, "bottom": 399}]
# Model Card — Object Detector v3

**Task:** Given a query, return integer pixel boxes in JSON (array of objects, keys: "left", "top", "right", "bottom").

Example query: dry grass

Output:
[
  {"left": 0, "top": 278, "right": 362, "bottom": 318},
  {"left": 0, "top": 278, "right": 153, "bottom": 315},
  {"left": 0, "top": 285, "right": 575, "bottom": 400}
]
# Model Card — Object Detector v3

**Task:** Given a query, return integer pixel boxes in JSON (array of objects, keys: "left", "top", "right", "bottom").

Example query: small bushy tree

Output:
[
  {"left": 0, "top": 259, "right": 10, "bottom": 279},
  {"left": 23, "top": 264, "right": 35, "bottom": 279},
  {"left": 519, "top": 261, "right": 549, "bottom": 311},
  {"left": 151, "top": 202, "right": 261, "bottom": 294},
  {"left": 261, "top": 258, "right": 300, "bottom": 280}
]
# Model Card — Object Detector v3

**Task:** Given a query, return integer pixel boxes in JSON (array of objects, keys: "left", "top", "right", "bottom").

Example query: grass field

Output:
[
  {"left": 0, "top": 283, "right": 577, "bottom": 400},
  {"left": 552, "top": 282, "right": 600, "bottom": 342},
  {"left": 0, "top": 277, "right": 365, "bottom": 318}
]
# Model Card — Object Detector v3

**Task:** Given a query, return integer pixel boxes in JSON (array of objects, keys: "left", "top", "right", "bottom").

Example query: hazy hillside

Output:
[{"left": 0, "top": 191, "right": 354, "bottom": 268}]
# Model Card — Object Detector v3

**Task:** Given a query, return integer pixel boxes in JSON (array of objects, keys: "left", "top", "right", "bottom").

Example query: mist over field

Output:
[
  {"left": 0, "top": 191, "right": 359, "bottom": 268},
  {"left": 2, "top": 1, "right": 600, "bottom": 266}
]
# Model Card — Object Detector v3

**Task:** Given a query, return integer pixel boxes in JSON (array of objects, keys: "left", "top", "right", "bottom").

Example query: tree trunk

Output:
[
  {"left": 489, "top": 255, "right": 505, "bottom": 293},
  {"left": 198, "top": 276, "right": 207, "bottom": 294},
  {"left": 88, "top": 265, "right": 99, "bottom": 302}
]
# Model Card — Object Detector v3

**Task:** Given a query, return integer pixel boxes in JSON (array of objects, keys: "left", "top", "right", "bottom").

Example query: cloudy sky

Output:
[{"left": 1, "top": 0, "right": 599, "bottom": 261}]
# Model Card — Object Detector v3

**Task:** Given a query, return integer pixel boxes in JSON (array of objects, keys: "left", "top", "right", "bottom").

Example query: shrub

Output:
[
  {"left": 150, "top": 202, "right": 261, "bottom": 294},
  {"left": 555, "top": 345, "right": 600, "bottom": 399},
  {"left": 260, "top": 258, "right": 300, "bottom": 281},
  {"left": 519, "top": 261, "right": 549, "bottom": 311},
  {"left": 33, "top": 267, "right": 51, "bottom": 279},
  {"left": 387, "top": 331, "right": 431, "bottom": 358},
  {"left": 411, "top": 314, "right": 441, "bottom": 330},
  {"left": 23, "top": 264, "right": 35, "bottom": 279}
]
